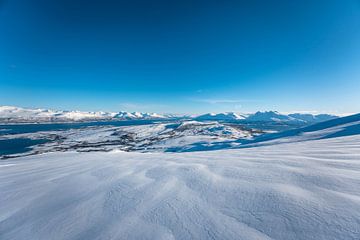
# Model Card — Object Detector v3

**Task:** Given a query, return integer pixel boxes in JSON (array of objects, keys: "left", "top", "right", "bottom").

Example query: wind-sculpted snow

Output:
[{"left": 1, "top": 135, "right": 360, "bottom": 240}]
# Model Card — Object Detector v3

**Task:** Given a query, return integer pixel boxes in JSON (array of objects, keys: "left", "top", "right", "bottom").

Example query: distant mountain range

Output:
[
  {"left": 194, "top": 112, "right": 246, "bottom": 121},
  {"left": 0, "top": 106, "right": 167, "bottom": 122},
  {"left": 0, "top": 106, "right": 338, "bottom": 124},
  {"left": 194, "top": 111, "right": 337, "bottom": 123}
]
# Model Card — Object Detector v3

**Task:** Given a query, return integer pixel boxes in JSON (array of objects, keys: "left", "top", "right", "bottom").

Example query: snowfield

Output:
[{"left": 1, "top": 135, "right": 360, "bottom": 240}]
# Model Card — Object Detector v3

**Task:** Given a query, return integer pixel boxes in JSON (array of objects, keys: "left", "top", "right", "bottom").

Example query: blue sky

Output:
[{"left": 1, "top": 0, "right": 360, "bottom": 114}]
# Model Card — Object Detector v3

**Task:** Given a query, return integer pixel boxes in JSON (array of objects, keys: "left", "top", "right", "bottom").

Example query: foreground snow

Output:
[{"left": 1, "top": 135, "right": 360, "bottom": 240}]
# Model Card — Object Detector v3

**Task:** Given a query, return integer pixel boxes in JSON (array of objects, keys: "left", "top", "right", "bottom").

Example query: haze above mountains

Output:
[{"left": 0, "top": 106, "right": 338, "bottom": 124}]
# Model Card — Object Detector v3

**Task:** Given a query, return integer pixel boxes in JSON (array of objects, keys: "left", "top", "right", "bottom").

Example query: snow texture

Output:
[{"left": 1, "top": 134, "right": 360, "bottom": 239}]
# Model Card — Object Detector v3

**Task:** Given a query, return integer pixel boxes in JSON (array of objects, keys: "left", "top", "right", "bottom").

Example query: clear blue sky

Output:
[{"left": 1, "top": 0, "right": 359, "bottom": 114}]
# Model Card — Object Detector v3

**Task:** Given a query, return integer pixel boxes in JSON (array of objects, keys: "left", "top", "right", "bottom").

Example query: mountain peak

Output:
[{"left": 195, "top": 112, "right": 246, "bottom": 121}]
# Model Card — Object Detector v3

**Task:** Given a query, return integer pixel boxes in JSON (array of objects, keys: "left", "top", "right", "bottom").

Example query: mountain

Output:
[
  {"left": 245, "top": 111, "right": 301, "bottom": 122},
  {"left": 111, "top": 111, "right": 165, "bottom": 120},
  {"left": 288, "top": 113, "right": 337, "bottom": 123},
  {"left": 194, "top": 112, "right": 246, "bottom": 121},
  {"left": 0, "top": 106, "right": 165, "bottom": 122},
  {"left": 241, "top": 111, "right": 339, "bottom": 124},
  {"left": 194, "top": 111, "right": 338, "bottom": 124}
]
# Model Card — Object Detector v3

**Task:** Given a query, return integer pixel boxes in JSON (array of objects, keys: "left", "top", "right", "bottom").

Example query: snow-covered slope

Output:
[
  {"left": 243, "top": 113, "right": 360, "bottom": 147},
  {"left": 1, "top": 134, "right": 359, "bottom": 240},
  {"left": 0, "top": 106, "right": 165, "bottom": 122},
  {"left": 195, "top": 112, "right": 246, "bottom": 121}
]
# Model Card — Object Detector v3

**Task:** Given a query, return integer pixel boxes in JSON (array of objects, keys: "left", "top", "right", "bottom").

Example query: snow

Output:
[
  {"left": 1, "top": 135, "right": 359, "bottom": 240},
  {"left": 1, "top": 113, "right": 359, "bottom": 239}
]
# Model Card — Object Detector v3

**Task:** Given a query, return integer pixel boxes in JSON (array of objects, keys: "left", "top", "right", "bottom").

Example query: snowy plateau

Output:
[{"left": 0, "top": 108, "right": 359, "bottom": 240}]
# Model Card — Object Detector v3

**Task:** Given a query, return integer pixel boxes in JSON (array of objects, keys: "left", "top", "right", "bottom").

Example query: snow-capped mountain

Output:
[
  {"left": 194, "top": 111, "right": 339, "bottom": 124},
  {"left": 288, "top": 113, "right": 337, "bottom": 123},
  {"left": 0, "top": 106, "right": 165, "bottom": 122},
  {"left": 112, "top": 111, "right": 165, "bottom": 120},
  {"left": 245, "top": 111, "right": 300, "bottom": 122},
  {"left": 194, "top": 112, "right": 246, "bottom": 121}
]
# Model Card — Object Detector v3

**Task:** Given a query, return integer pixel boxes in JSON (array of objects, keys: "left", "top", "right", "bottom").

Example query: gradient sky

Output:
[{"left": 1, "top": 0, "right": 360, "bottom": 114}]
